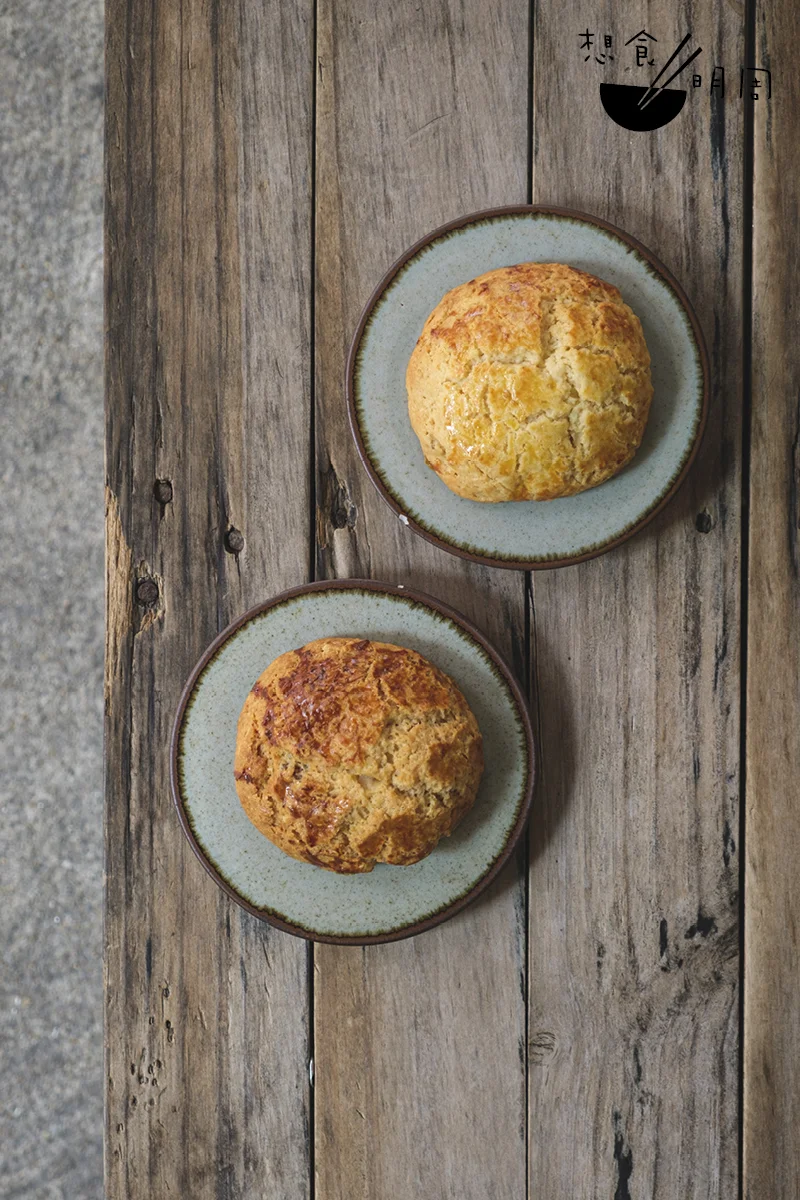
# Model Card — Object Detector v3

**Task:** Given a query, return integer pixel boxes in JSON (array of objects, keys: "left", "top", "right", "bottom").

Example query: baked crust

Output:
[
  {"left": 234, "top": 637, "right": 484, "bottom": 873},
  {"left": 406, "top": 262, "right": 653, "bottom": 501}
]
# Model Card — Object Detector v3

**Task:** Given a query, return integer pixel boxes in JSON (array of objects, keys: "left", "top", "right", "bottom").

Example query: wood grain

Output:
[
  {"left": 104, "top": 0, "right": 314, "bottom": 1194},
  {"left": 529, "top": 5, "right": 742, "bottom": 1196},
  {"left": 312, "top": 1, "right": 529, "bottom": 1196},
  {"left": 744, "top": 2, "right": 800, "bottom": 1193},
  {"left": 103, "top": 0, "right": 788, "bottom": 1195}
]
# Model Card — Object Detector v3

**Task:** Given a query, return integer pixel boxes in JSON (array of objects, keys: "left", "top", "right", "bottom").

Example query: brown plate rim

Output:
[
  {"left": 346, "top": 203, "right": 710, "bottom": 570},
  {"left": 169, "top": 578, "right": 536, "bottom": 945}
]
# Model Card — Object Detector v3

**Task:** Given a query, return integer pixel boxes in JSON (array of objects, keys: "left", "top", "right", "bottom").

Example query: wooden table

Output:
[{"left": 104, "top": 0, "right": 798, "bottom": 1194}]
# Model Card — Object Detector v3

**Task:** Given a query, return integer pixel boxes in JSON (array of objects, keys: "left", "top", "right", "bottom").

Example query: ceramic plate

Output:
[
  {"left": 348, "top": 206, "right": 709, "bottom": 569},
  {"left": 171, "top": 581, "right": 534, "bottom": 944}
]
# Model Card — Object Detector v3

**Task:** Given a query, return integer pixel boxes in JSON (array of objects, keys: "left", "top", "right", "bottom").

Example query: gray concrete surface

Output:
[{"left": 0, "top": 3, "right": 105, "bottom": 1197}]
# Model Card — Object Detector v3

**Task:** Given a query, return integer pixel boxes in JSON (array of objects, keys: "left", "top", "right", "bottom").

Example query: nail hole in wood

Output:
[
  {"left": 135, "top": 578, "right": 159, "bottom": 606},
  {"left": 154, "top": 479, "right": 173, "bottom": 505},
  {"left": 225, "top": 526, "right": 245, "bottom": 554}
]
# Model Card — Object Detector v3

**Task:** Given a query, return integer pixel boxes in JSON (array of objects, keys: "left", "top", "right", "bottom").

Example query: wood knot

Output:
[
  {"left": 695, "top": 510, "right": 713, "bottom": 533},
  {"left": 322, "top": 463, "right": 357, "bottom": 532},
  {"left": 529, "top": 1030, "right": 558, "bottom": 1065},
  {"left": 684, "top": 908, "right": 718, "bottom": 939}
]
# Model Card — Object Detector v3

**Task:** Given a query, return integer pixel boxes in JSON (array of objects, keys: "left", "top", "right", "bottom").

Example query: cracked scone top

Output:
[
  {"left": 234, "top": 637, "right": 483, "bottom": 874},
  {"left": 406, "top": 262, "right": 654, "bottom": 502}
]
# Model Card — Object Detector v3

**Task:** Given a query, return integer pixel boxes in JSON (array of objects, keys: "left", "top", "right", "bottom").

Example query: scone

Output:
[
  {"left": 234, "top": 637, "right": 483, "bottom": 874},
  {"left": 406, "top": 262, "right": 653, "bottom": 501}
]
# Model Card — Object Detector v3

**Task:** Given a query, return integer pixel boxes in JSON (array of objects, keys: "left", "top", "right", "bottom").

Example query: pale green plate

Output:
[
  {"left": 171, "top": 581, "right": 534, "bottom": 944},
  {"left": 348, "top": 206, "right": 708, "bottom": 569}
]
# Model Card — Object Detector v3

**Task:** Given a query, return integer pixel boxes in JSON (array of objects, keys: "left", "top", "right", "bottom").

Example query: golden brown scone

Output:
[
  {"left": 234, "top": 637, "right": 483, "bottom": 874},
  {"left": 406, "top": 262, "right": 653, "bottom": 501}
]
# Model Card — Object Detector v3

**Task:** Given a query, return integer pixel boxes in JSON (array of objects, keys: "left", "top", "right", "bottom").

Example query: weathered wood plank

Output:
[
  {"left": 744, "top": 2, "right": 800, "bottom": 1193},
  {"left": 104, "top": 0, "right": 314, "bottom": 1194},
  {"left": 312, "top": 1, "right": 530, "bottom": 1196},
  {"left": 529, "top": 5, "right": 742, "bottom": 1196}
]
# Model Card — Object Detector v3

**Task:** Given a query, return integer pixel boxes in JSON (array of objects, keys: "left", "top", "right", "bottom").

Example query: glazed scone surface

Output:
[
  {"left": 234, "top": 637, "right": 484, "bottom": 874},
  {"left": 406, "top": 262, "right": 654, "bottom": 502}
]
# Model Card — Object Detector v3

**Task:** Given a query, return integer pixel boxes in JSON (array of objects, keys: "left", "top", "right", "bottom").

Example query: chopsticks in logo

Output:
[{"left": 639, "top": 33, "right": 703, "bottom": 110}]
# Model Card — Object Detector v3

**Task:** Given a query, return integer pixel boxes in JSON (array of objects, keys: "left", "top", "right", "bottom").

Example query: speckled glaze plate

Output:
[
  {"left": 348, "top": 206, "right": 709, "bottom": 569},
  {"left": 170, "top": 581, "right": 534, "bottom": 944}
]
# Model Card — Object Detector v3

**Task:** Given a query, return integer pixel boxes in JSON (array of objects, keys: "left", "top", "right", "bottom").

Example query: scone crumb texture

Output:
[
  {"left": 234, "top": 637, "right": 484, "bottom": 873},
  {"left": 406, "top": 262, "right": 654, "bottom": 502}
]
